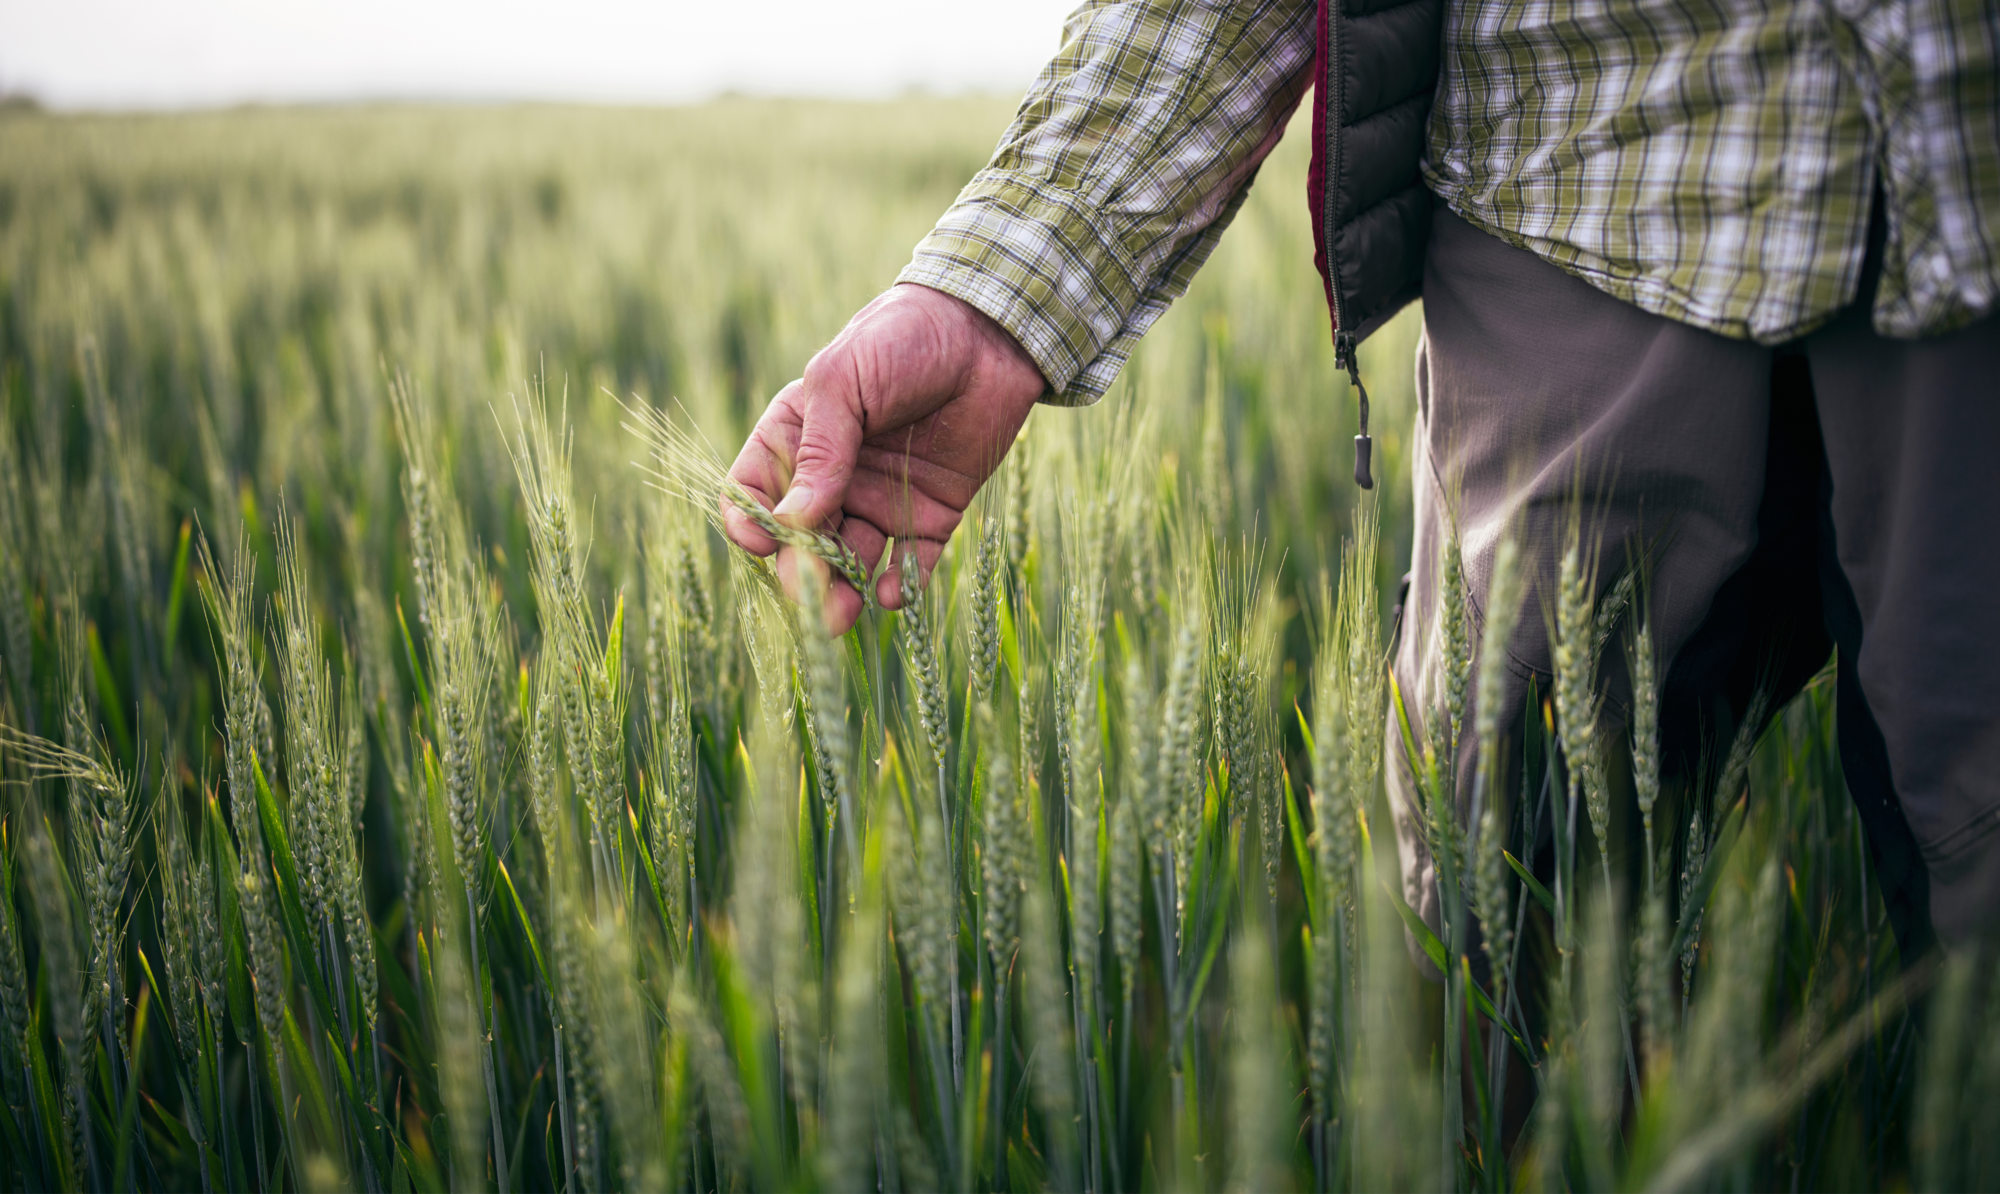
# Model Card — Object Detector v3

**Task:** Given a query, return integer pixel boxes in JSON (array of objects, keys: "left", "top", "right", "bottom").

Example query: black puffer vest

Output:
[{"left": 1307, "top": 0, "right": 1443, "bottom": 486}]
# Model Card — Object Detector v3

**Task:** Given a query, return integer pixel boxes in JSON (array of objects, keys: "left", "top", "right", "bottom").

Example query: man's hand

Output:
[{"left": 724, "top": 282, "right": 1046, "bottom": 633}]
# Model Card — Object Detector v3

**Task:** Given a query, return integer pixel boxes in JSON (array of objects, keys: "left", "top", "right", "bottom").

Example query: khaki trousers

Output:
[{"left": 1390, "top": 203, "right": 2000, "bottom": 959}]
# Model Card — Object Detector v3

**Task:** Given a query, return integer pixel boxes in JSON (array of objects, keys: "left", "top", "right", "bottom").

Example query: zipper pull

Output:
[{"left": 1338, "top": 331, "right": 1373, "bottom": 490}]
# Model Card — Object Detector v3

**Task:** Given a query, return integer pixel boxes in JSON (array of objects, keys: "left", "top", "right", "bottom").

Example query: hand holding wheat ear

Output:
[{"left": 721, "top": 282, "right": 1045, "bottom": 631}]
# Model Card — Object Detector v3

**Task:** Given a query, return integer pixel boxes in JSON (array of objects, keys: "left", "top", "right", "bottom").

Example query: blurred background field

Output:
[
  {"left": 0, "top": 97, "right": 1984, "bottom": 1193},
  {"left": 0, "top": 97, "right": 1411, "bottom": 608}
]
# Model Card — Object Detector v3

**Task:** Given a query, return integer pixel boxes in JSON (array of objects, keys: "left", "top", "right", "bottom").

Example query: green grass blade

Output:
[
  {"left": 841, "top": 625, "right": 874, "bottom": 733},
  {"left": 495, "top": 858, "right": 551, "bottom": 995},
  {"left": 111, "top": 984, "right": 151, "bottom": 1191},
  {"left": 1283, "top": 759, "right": 1317, "bottom": 931},
  {"left": 162, "top": 516, "right": 192, "bottom": 665},
  {"left": 1387, "top": 667, "right": 1424, "bottom": 801},
  {"left": 279, "top": 1008, "right": 340, "bottom": 1160},
  {"left": 603, "top": 589, "right": 624, "bottom": 685},
  {"left": 1377, "top": 873, "right": 1528, "bottom": 1061},
  {"left": 796, "top": 765, "right": 821, "bottom": 967},
  {"left": 394, "top": 597, "right": 435, "bottom": 728},
  {"left": 707, "top": 934, "right": 785, "bottom": 1189},
  {"left": 1504, "top": 850, "right": 1556, "bottom": 916},
  {"left": 26, "top": 1007, "right": 71, "bottom": 1191},
  {"left": 0, "top": 1059, "right": 32, "bottom": 1182},
  {"left": 1177, "top": 824, "right": 1238, "bottom": 1041},
  {"left": 85, "top": 621, "right": 134, "bottom": 766},
  {"left": 153, "top": 1082, "right": 221, "bottom": 1183}
]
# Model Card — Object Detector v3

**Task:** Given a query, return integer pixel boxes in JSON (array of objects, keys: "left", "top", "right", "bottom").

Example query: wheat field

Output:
[{"left": 0, "top": 98, "right": 1990, "bottom": 1193}]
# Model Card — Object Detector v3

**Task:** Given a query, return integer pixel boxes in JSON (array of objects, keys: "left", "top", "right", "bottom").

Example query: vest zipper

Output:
[
  {"left": 1338, "top": 329, "right": 1372, "bottom": 489},
  {"left": 1322, "top": 1, "right": 1374, "bottom": 489}
]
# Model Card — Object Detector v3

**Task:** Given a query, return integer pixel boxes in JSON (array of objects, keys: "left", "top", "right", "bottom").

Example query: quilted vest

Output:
[{"left": 1307, "top": 0, "right": 1443, "bottom": 486}]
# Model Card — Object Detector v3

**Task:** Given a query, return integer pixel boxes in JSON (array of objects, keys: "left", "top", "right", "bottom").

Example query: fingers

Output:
[
  {"left": 827, "top": 513, "right": 941, "bottom": 612},
  {"left": 836, "top": 516, "right": 890, "bottom": 595},
  {"left": 773, "top": 547, "right": 867, "bottom": 636},
  {"left": 722, "top": 502, "right": 777, "bottom": 556},
  {"left": 723, "top": 383, "right": 804, "bottom": 556},
  {"left": 873, "top": 539, "right": 946, "bottom": 610},
  {"left": 824, "top": 515, "right": 906, "bottom": 612},
  {"left": 781, "top": 356, "right": 865, "bottom": 533},
  {"left": 724, "top": 356, "right": 870, "bottom": 559},
  {"left": 773, "top": 509, "right": 940, "bottom": 621}
]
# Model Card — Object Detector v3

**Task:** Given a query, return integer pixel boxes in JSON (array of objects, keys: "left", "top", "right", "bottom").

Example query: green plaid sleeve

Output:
[
  {"left": 1424, "top": 0, "right": 1998, "bottom": 345},
  {"left": 898, "top": 0, "right": 1316, "bottom": 405}
]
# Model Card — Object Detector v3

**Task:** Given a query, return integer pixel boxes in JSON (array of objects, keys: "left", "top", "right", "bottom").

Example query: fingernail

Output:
[{"left": 773, "top": 484, "right": 814, "bottom": 520}]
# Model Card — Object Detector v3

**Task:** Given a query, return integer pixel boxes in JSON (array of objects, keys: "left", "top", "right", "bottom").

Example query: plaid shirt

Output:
[{"left": 898, "top": 0, "right": 2000, "bottom": 405}]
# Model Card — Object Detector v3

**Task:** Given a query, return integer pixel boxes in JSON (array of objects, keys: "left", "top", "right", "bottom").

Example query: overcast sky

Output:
[{"left": 0, "top": 0, "right": 1081, "bottom": 109}]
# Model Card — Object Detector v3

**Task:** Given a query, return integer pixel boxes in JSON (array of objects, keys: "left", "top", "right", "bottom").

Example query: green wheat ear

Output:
[
  {"left": 623, "top": 397, "right": 874, "bottom": 601},
  {"left": 1470, "top": 534, "right": 1522, "bottom": 1004},
  {"left": 965, "top": 510, "right": 1005, "bottom": 699},
  {"left": 899, "top": 547, "right": 949, "bottom": 774}
]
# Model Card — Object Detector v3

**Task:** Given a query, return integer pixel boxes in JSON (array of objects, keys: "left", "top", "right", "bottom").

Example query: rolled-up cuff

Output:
[{"left": 897, "top": 169, "right": 1145, "bottom": 407}]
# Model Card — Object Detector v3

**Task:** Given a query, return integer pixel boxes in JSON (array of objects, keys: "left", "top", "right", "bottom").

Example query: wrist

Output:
[
  {"left": 892, "top": 282, "right": 1047, "bottom": 402},
  {"left": 972, "top": 307, "right": 1050, "bottom": 403}
]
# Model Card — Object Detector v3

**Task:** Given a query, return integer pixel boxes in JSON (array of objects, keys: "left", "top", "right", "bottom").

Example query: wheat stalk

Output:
[
  {"left": 18, "top": 809, "right": 92, "bottom": 1184},
  {"left": 1471, "top": 536, "right": 1523, "bottom": 1003},
  {"left": 1630, "top": 614, "right": 1661, "bottom": 896},
  {"left": 900, "top": 549, "right": 950, "bottom": 775},
  {"left": 1005, "top": 436, "right": 1033, "bottom": 579},
  {"left": 0, "top": 821, "right": 31, "bottom": 1103},
  {"left": 1155, "top": 611, "right": 1204, "bottom": 910},
  {"left": 155, "top": 798, "right": 208, "bottom": 1065},
  {"left": 1439, "top": 517, "right": 1471, "bottom": 782},
  {"left": 1553, "top": 531, "right": 1608, "bottom": 904},
  {"left": 965, "top": 513, "right": 1005, "bottom": 700}
]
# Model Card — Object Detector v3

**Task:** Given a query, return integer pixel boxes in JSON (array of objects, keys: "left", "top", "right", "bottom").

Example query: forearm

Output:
[{"left": 899, "top": 0, "right": 1317, "bottom": 406}]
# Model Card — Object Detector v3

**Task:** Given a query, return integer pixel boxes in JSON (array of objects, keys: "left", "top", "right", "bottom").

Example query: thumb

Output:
[{"left": 774, "top": 361, "right": 865, "bottom": 531}]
